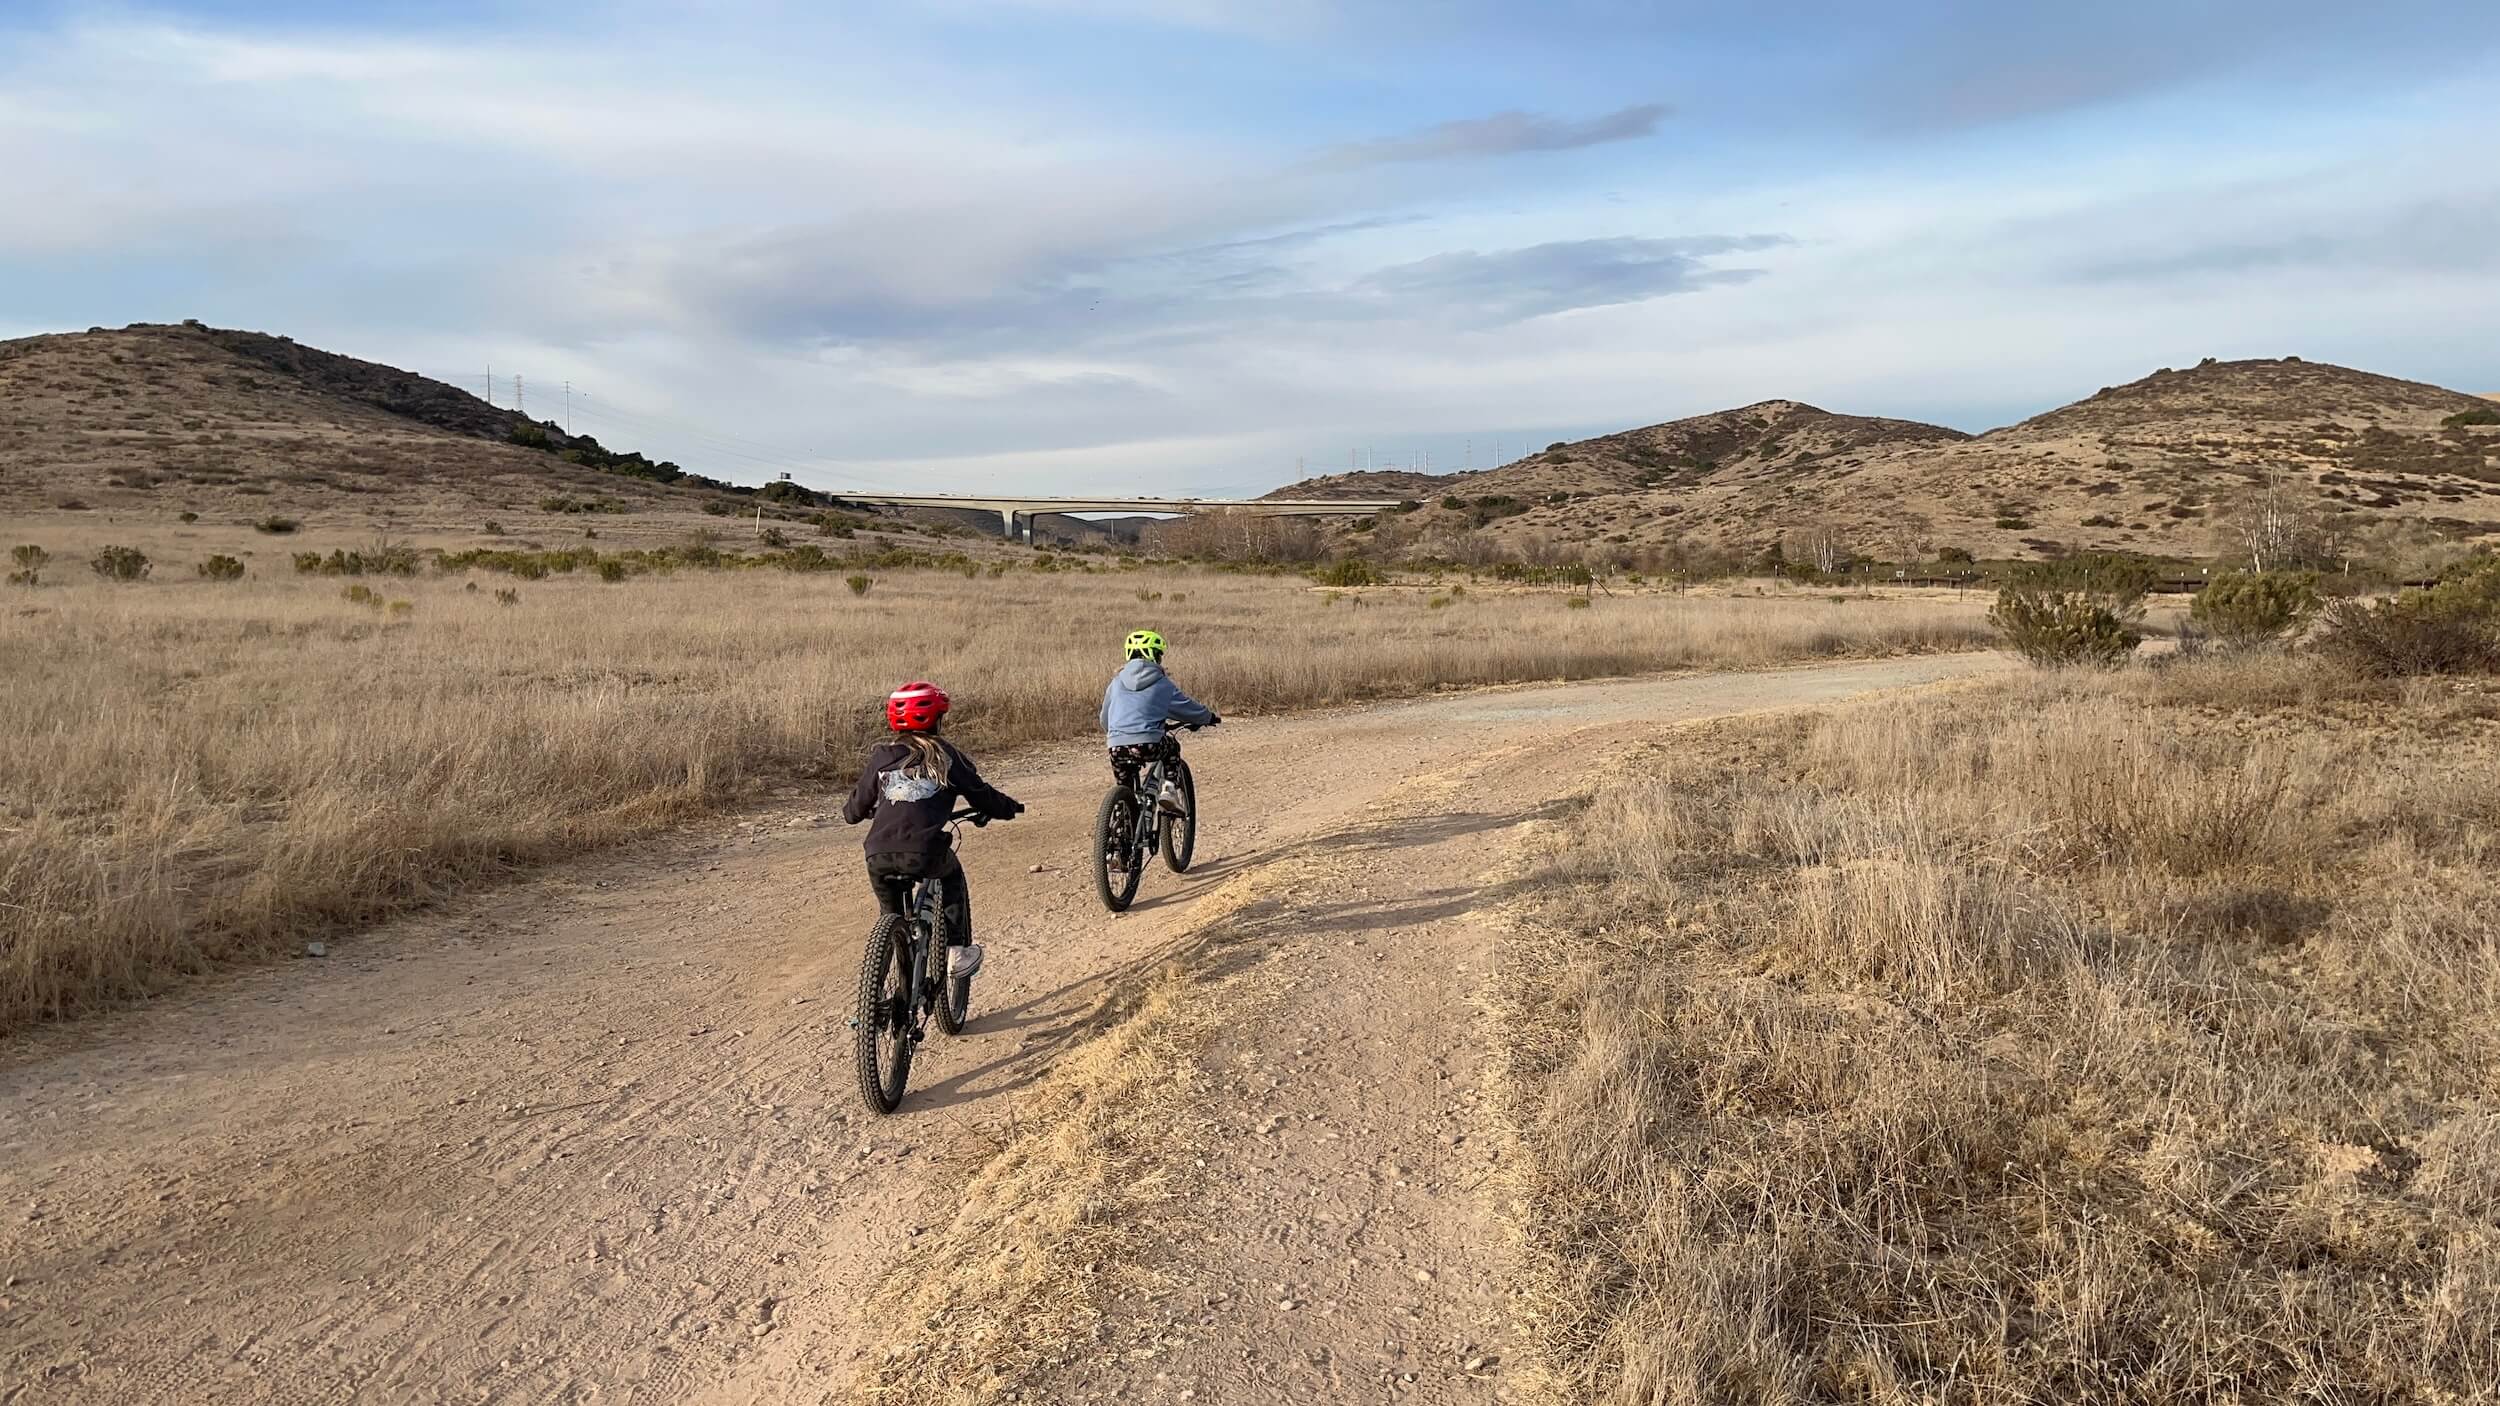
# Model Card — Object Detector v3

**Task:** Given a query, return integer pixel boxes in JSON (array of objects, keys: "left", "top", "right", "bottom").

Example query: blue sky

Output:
[{"left": 3, "top": 1, "right": 2495, "bottom": 495}]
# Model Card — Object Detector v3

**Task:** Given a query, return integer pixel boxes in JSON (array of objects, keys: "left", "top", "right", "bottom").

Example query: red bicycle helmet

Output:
[{"left": 886, "top": 681, "right": 950, "bottom": 732}]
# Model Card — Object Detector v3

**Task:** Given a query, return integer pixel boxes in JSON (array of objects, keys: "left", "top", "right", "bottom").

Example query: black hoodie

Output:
[{"left": 842, "top": 738, "right": 1022, "bottom": 861}]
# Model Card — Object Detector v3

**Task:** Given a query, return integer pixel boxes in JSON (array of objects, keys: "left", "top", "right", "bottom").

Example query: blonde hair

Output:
[{"left": 895, "top": 732, "right": 951, "bottom": 787}]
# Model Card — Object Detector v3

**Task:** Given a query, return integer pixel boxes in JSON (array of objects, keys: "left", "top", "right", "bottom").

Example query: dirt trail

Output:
[{"left": 0, "top": 654, "right": 2007, "bottom": 1404}]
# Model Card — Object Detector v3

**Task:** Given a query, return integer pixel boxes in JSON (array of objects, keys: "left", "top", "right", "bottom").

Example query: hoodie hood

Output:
[{"left": 1117, "top": 657, "right": 1167, "bottom": 691}]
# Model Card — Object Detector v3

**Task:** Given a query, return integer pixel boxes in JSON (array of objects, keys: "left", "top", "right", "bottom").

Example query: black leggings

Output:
[{"left": 866, "top": 853, "right": 971, "bottom": 946}]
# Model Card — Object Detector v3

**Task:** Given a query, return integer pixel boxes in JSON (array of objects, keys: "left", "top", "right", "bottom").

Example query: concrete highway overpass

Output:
[{"left": 834, "top": 493, "right": 1410, "bottom": 541}]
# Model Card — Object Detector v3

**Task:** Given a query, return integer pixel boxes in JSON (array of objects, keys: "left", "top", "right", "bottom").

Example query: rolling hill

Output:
[
  {"left": 0, "top": 322, "right": 929, "bottom": 546},
  {"left": 1275, "top": 358, "right": 2500, "bottom": 563}
]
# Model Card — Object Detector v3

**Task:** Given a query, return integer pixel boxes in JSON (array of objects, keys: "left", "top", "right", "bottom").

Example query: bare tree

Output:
[
  {"left": 1883, "top": 513, "right": 1936, "bottom": 573},
  {"left": 1792, "top": 522, "right": 1851, "bottom": 575},
  {"left": 2217, "top": 472, "right": 2334, "bottom": 572}
]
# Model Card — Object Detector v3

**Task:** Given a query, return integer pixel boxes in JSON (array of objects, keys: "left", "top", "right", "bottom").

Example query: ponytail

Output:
[{"left": 897, "top": 733, "right": 952, "bottom": 787}]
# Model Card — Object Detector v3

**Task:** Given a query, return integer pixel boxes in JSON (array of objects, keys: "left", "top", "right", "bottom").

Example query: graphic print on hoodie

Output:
[
  {"left": 842, "top": 738, "right": 1018, "bottom": 862},
  {"left": 1101, "top": 656, "right": 1215, "bottom": 748}
]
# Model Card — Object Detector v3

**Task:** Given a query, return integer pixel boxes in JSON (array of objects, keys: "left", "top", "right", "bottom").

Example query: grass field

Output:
[
  {"left": 0, "top": 561, "right": 1990, "bottom": 1032},
  {"left": 1501, "top": 654, "right": 2500, "bottom": 1404}
]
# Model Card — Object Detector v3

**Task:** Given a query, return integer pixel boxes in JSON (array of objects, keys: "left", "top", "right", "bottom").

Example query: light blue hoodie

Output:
[{"left": 1101, "top": 657, "right": 1214, "bottom": 747}]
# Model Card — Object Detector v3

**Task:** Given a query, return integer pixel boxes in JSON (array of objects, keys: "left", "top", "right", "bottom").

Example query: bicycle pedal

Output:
[{"left": 844, "top": 1016, "right": 859, "bottom": 1030}]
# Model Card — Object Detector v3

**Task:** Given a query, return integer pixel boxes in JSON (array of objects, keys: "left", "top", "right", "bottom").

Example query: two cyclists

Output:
[{"left": 842, "top": 634, "right": 1217, "bottom": 985}]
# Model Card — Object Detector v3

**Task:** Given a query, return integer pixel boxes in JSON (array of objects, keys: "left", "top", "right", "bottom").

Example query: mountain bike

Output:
[
  {"left": 852, "top": 807, "right": 988, "bottom": 1115},
  {"left": 1094, "top": 721, "right": 1199, "bottom": 912}
]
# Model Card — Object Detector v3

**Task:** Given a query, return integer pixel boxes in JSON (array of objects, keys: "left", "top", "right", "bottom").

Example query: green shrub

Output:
[
  {"left": 1988, "top": 553, "right": 2153, "bottom": 667},
  {"left": 1993, "top": 516, "right": 2031, "bottom": 530},
  {"left": 1429, "top": 595, "right": 1452, "bottom": 609},
  {"left": 1936, "top": 546, "right": 1974, "bottom": 565},
  {"left": 342, "top": 583, "right": 380, "bottom": 607},
  {"left": 1566, "top": 595, "right": 1592, "bottom": 609},
  {"left": 254, "top": 515, "right": 300, "bottom": 534},
  {"left": 596, "top": 559, "right": 629, "bottom": 583},
  {"left": 178, "top": 511, "right": 200, "bottom": 524},
  {"left": 1314, "top": 557, "right": 1382, "bottom": 588},
  {"left": 9, "top": 545, "right": 49, "bottom": 587},
  {"left": 2440, "top": 408, "right": 2500, "bottom": 429},
  {"left": 511, "top": 557, "right": 549, "bottom": 581},
  {"left": 846, "top": 574, "right": 874, "bottom": 597},
  {"left": 196, "top": 554, "right": 246, "bottom": 582},
  {"left": 2314, "top": 555, "right": 2500, "bottom": 676},
  {"left": 2190, "top": 570, "right": 2320, "bottom": 647},
  {"left": 483, "top": 520, "right": 505, "bottom": 536},
  {"left": 386, "top": 600, "right": 414, "bottom": 619},
  {"left": 494, "top": 588, "right": 520, "bottom": 607},
  {"left": 293, "top": 552, "right": 323, "bottom": 574},
  {"left": 759, "top": 526, "right": 789, "bottom": 548},
  {"left": 89, "top": 545, "right": 152, "bottom": 582}
]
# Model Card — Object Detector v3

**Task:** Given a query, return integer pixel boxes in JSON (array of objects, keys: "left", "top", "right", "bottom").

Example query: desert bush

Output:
[
  {"left": 493, "top": 588, "right": 520, "bottom": 606},
  {"left": 1314, "top": 557, "right": 1383, "bottom": 588},
  {"left": 195, "top": 555, "right": 246, "bottom": 582},
  {"left": 88, "top": 546, "right": 152, "bottom": 582},
  {"left": 9, "top": 545, "right": 50, "bottom": 587},
  {"left": 2190, "top": 568, "right": 2321, "bottom": 647},
  {"left": 483, "top": 520, "right": 505, "bottom": 536},
  {"left": 596, "top": 560, "right": 629, "bottom": 583},
  {"left": 341, "top": 584, "right": 380, "bottom": 607},
  {"left": 511, "top": 557, "right": 549, "bottom": 581},
  {"left": 846, "top": 574, "right": 874, "bottom": 597},
  {"left": 2314, "top": 559, "right": 2500, "bottom": 676},
  {"left": 759, "top": 526, "right": 789, "bottom": 548},
  {"left": 1987, "top": 553, "right": 2152, "bottom": 666},
  {"left": 1936, "top": 545, "right": 1974, "bottom": 564},
  {"left": 386, "top": 600, "right": 414, "bottom": 619},
  {"left": 254, "top": 515, "right": 300, "bottom": 534},
  {"left": 2441, "top": 407, "right": 2500, "bottom": 428},
  {"left": 292, "top": 552, "right": 323, "bottom": 574},
  {"left": 56, "top": 498, "right": 90, "bottom": 511},
  {"left": 1566, "top": 596, "right": 1592, "bottom": 609},
  {"left": 178, "top": 511, "right": 199, "bottom": 524}
]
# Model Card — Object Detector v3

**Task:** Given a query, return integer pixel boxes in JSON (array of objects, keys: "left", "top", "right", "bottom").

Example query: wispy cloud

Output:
[{"left": 1319, "top": 103, "right": 1671, "bottom": 168}]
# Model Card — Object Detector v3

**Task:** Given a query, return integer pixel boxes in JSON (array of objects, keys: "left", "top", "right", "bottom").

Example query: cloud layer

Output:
[{"left": 2, "top": 4, "right": 2496, "bottom": 495}]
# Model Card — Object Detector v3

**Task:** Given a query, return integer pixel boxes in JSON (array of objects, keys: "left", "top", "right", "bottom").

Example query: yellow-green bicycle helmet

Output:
[{"left": 1124, "top": 629, "right": 1166, "bottom": 659}]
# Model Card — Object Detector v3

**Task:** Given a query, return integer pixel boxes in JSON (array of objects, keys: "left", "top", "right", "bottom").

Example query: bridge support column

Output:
[{"left": 999, "top": 508, "right": 1020, "bottom": 541}]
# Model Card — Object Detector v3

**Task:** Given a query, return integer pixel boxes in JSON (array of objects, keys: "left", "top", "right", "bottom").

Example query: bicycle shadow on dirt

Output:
[{"left": 903, "top": 800, "right": 1575, "bottom": 1116}]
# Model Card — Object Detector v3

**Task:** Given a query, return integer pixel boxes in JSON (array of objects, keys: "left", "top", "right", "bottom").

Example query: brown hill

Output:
[
  {"left": 1276, "top": 358, "right": 2500, "bottom": 564},
  {"left": 0, "top": 322, "right": 916, "bottom": 546}
]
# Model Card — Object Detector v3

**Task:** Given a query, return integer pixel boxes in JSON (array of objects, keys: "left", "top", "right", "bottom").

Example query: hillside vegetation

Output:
[
  {"left": 0, "top": 322, "right": 923, "bottom": 547},
  {"left": 1279, "top": 358, "right": 2500, "bottom": 567}
]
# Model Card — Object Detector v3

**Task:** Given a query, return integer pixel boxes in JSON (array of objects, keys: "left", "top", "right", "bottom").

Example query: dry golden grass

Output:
[
  {"left": 1500, "top": 656, "right": 2500, "bottom": 1404},
  {"left": 0, "top": 563, "right": 1988, "bottom": 1032}
]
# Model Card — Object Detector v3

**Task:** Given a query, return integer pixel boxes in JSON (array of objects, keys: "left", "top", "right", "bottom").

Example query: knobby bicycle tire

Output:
[
  {"left": 855, "top": 915, "right": 915, "bottom": 1114},
  {"left": 1095, "top": 785, "right": 1144, "bottom": 912},
  {"left": 1159, "top": 757, "right": 1197, "bottom": 874}
]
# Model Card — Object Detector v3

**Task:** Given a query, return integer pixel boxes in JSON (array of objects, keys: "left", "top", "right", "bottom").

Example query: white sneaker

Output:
[{"left": 947, "top": 944, "right": 985, "bottom": 981}]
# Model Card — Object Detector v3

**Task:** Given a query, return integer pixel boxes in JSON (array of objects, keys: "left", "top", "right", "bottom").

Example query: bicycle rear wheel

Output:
[
  {"left": 1159, "top": 758, "right": 1197, "bottom": 874},
  {"left": 854, "top": 915, "right": 915, "bottom": 1114},
  {"left": 1094, "top": 785, "right": 1144, "bottom": 912}
]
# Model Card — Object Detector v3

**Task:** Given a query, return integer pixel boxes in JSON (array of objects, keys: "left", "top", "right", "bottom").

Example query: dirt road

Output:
[{"left": 0, "top": 654, "right": 2006, "bottom": 1404}]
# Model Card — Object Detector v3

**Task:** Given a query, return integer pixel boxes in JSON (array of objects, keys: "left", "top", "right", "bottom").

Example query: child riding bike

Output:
[
  {"left": 842, "top": 681, "right": 1024, "bottom": 983},
  {"left": 1101, "top": 629, "right": 1219, "bottom": 790}
]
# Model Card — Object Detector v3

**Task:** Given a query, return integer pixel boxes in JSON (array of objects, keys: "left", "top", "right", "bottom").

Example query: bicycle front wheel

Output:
[
  {"left": 932, "top": 889, "right": 972, "bottom": 1037},
  {"left": 1094, "top": 785, "right": 1144, "bottom": 912},
  {"left": 854, "top": 915, "right": 915, "bottom": 1114},
  {"left": 1159, "top": 757, "right": 1197, "bottom": 874}
]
